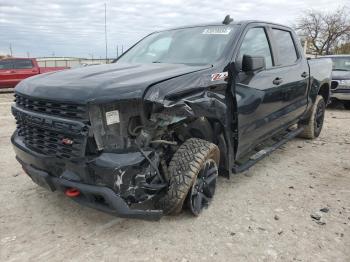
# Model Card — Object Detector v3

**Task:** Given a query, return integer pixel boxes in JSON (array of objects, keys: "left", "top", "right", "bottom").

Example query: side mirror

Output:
[{"left": 242, "top": 55, "right": 266, "bottom": 72}]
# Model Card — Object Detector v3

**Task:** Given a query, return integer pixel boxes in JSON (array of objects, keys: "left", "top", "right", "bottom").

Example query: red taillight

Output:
[{"left": 65, "top": 188, "right": 80, "bottom": 197}]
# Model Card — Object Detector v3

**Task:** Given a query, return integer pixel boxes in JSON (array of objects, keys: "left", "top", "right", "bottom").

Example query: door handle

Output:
[
  {"left": 273, "top": 77, "right": 283, "bottom": 85},
  {"left": 301, "top": 72, "right": 308, "bottom": 78}
]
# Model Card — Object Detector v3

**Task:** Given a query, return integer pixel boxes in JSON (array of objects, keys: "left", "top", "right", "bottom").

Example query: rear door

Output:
[
  {"left": 12, "top": 59, "right": 38, "bottom": 84},
  {"left": 268, "top": 27, "right": 309, "bottom": 126}
]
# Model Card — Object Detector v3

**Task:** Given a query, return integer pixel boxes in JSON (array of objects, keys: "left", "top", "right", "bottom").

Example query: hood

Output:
[
  {"left": 332, "top": 70, "right": 350, "bottom": 80},
  {"left": 16, "top": 62, "right": 211, "bottom": 104}
]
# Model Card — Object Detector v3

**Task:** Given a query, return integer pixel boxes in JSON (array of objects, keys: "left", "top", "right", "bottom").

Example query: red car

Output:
[{"left": 0, "top": 58, "right": 68, "bottom": 89}]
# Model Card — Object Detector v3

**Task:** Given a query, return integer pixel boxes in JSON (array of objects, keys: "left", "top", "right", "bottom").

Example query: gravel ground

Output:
[{"left": 0, "top": 92, "right": 349, "bottom": 262}]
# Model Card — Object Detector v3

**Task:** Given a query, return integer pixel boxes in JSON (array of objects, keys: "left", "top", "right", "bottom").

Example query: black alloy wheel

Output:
[{"left": 188, "top": 159, "right": 218, "bottom": 216}]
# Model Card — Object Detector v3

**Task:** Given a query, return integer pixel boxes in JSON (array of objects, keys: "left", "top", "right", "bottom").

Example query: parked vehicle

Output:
[
  {"left": 11, "top": 17, "right": 332, "bottom": 220},
  {"left": 0, "top": 58, "right": 68, "bottom": 89},
  {"left": 321, "top": 55, "right": 350, "bottom": 109}
]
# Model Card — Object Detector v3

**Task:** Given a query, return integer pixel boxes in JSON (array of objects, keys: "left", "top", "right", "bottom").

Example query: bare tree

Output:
[{"left": 295, "top": 7, "right": 350, "bottom": 55}]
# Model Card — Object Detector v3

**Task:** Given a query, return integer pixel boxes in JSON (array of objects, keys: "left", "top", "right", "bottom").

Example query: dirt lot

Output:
[{"left": 0, "top": 92, "right": 349, "bottom": 262}]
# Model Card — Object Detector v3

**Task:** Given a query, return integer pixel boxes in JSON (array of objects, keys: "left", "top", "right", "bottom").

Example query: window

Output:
[
  {"left": 272, "top": 29, "right": 298, "bottom": 66},
  {"left": 330, "top": 57, "right": 350, "bottom": 71},
  {"left": 118, "top": 26, "right": 237, "bottom": 65},
  {"left": 238, "top": 27, "right": 273, "bottom": 69},
  {"left": 13, "top": 59, "right": 33, "bottom": 69},
  {"left": 0, "top": 60, "right": 13, "bottom": 69}
]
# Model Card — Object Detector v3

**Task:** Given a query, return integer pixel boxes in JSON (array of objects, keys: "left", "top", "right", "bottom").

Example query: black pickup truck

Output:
[{"left": 11, "top": 17, "right": 332, "bottom": 220}]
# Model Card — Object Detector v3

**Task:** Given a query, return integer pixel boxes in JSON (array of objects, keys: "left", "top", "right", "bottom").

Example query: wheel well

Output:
[
  {"left": 173, "top": 117, "right": 229, "bottom": 173},
  {"left": 318, "top": 83, "right": 330, "bottom": 103}
]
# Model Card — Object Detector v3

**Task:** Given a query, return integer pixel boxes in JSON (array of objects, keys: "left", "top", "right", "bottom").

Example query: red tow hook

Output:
[{"left": 65, "top": 188, "right": 80, "bottom": 197}]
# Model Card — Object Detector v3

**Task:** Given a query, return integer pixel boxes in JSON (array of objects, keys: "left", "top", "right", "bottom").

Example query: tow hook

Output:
[{"left": 65, "top": 188, "right": 80, "bottom": 197}]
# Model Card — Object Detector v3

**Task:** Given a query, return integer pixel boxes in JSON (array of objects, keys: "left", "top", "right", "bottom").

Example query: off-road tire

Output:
[
  {"left": 298, "top": 95, "right": 325, "bottom": 139},
  {"left": 343, "top": 101, "right": 350, "bottom": 110},
  {"left": 157, "top": 138, "right": 220, "bottom": 215}
]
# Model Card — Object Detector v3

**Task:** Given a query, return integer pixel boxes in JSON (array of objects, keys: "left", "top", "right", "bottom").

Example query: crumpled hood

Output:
[
  {"left": 16, "top": 62, "right": 211, "bottom": 104},
  {"left": 332, "top": 70, "right": 350, "bottom": 80}
]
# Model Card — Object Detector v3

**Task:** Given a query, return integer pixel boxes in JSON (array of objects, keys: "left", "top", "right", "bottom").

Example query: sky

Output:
[{"left": 0, "top": 0, "right": 348, "bottom": 58}]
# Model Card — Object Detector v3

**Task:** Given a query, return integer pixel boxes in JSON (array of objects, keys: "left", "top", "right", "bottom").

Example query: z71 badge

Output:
[{"left": 211, "top": 72, "right": 228, "bottom": 81}]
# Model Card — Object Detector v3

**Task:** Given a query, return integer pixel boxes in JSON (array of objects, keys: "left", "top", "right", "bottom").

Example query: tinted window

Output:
[
  {"left": 13, "top": 60, "right": 33, "bottom": 69},
  {"left": 0, "top": 60, "right": 13, "bottom": 69},
  {"left": 272, "top": 29, "right": 298, "bottom": 66},
  {"left": 238, "top": 27, "right": 273, "bottom": 68}
]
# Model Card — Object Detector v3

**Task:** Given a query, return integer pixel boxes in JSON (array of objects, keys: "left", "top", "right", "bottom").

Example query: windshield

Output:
[
  {"left": 330, "top": 57, "right": 350, "bottom": 71},
  {"left": 117, "top": 26, "right": 236, "bottom": 65}
]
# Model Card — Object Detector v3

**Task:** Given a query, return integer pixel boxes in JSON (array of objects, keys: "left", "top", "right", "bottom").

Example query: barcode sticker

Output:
[{"left": 106, "top": 110, "right": 120, "bottom": 125}]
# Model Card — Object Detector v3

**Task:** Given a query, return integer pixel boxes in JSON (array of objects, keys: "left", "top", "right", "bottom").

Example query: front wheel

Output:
[
  {"left": 298, "top": 95, "right": 326, "bottom": 139},
  {"left": 156, "top": 138, "right": 220, "bottom": 216}
]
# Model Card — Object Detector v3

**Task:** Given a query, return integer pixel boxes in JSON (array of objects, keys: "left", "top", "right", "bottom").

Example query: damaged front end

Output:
[{"left": 12, "top": 67, "right": 232, "bottom": 220}]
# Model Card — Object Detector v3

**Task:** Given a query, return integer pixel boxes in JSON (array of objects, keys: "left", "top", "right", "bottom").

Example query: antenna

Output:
[
  {"left": 104, "top": 3, "right": 108, "bottom": 63},
  {"left": 222, "top": 15, "right": 233, "bottom": 25},
  {"left": 9, "top": 43, "right": 13, "bottom": 57}
]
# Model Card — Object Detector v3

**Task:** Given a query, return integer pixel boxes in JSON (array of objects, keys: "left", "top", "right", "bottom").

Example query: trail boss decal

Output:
[{"left": 211, "top": 72, "right": 228, "bottom": 81}]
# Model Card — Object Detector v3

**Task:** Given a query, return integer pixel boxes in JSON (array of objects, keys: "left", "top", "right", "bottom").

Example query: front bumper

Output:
[
  {"left": 331, "top": 88, "right": 350, "bottom": 101},
  {"left": 12, "top": 134, "right": 163, "bottom": 221},
  {"left": 331, "top": 80, "right": 350, "bottom": 101}
]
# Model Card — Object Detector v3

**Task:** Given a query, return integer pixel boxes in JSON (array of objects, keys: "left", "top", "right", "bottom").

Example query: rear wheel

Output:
[
  {"left": 343, "top": 101, "right": 350, "bottom": 110},
  {"left": 157, "top": 138, "right": 220, "bottom": 216},
  {"left": 298, "top": 95, "right": 325, "bottom": 139}
]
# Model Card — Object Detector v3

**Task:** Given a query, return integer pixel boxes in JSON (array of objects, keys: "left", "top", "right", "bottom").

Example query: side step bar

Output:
[{"left": 232, "top": 127, "right": 304, "bottom": 173}]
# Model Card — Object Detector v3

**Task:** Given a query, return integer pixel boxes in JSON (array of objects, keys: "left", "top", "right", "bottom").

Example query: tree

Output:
[
  {"left": 0, "top": 54, "right": 12, "bottom": 59},
  {"left": 295, "top": 7, "right": 350, "bottom": 55},
  {"left": 334, "top": 38, "right": 350, "bottom": 54}
]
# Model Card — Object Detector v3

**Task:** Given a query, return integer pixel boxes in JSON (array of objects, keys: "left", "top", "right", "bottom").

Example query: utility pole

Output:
[
  {"left": 117, "top": 45, "right": 119, "bottom": 58},
  {"left": 121, "top": 45, "right": 124, "bottom": 54},
  {"left": 88, "top": 53, "right": 94, "bottom": 63},
  {"left": 104, "top": 3, "right": 108, "bottom": 63},
  {"left": 9, "top": 43, "right": 13, "bottom": 57}
]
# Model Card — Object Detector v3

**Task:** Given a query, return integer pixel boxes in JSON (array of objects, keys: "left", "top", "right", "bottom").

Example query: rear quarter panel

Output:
[
  {"left": 302, "top": 58, "right": 332, "bottom": 121},
  {"left": 308, "top": 58, "right": 332, "bottom": 102}
]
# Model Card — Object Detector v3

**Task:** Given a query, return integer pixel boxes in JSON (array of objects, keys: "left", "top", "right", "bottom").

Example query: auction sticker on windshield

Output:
[{"left": 202, "top": 27, "right": 232, "bottom": 35}]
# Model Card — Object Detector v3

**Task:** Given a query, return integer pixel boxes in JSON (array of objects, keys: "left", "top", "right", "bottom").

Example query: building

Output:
[{"left": 36, "top": 57, "right": 114, "bottom": 68}]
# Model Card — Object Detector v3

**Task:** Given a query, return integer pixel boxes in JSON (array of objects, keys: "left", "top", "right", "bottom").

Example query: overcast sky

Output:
[{"left": 0, "top": 0, "right": 348, "bottom": 58}]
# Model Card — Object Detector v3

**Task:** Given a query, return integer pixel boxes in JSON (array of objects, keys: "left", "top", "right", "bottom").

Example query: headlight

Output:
[{"left": 339, "top": 79, "right": 350, "bottom": 86}]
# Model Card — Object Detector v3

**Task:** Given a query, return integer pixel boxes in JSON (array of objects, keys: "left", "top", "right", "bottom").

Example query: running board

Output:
[{"left": 232, "top": 127, "right": 304, "bottom": 173}]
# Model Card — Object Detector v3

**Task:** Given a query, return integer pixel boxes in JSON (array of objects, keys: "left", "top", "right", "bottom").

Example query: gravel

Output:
[{"left": 0, "top": 93, "right": 349, "bottom": 262}]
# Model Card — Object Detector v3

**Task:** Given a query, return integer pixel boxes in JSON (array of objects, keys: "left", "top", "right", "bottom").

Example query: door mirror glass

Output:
[{"left": 242, "top": 55, "right": 266, "bottom": 72}]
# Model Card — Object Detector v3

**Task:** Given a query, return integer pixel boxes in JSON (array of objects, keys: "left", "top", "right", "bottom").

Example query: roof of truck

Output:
[{"left": 161, "top": 20, "right": 293, "bottom": 32}]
